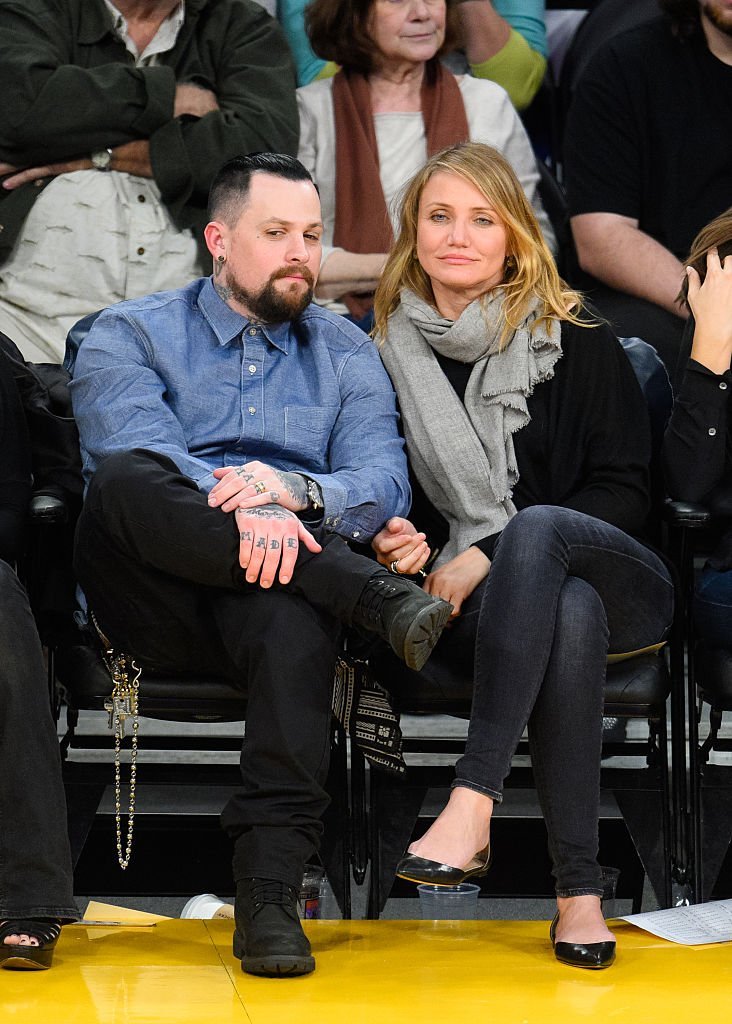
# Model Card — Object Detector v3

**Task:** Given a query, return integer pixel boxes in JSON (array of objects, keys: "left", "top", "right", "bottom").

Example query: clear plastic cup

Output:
[
  {"left": 299, "top": 866, "right": 325, "bottom": 920},
  {"left": 180, "top": 894, "right": 234, "bottom": 920},
  {"left": 601, "top": 866, "right": 621, "bottom": 920},
  {"left": 417, "top": 883, "right": 481, "bottom": 920}
]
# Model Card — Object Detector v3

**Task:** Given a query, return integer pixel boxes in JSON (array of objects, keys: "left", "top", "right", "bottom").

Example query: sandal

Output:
[{"left": 0, "top": 919, "right": 62, "bottom": 970}]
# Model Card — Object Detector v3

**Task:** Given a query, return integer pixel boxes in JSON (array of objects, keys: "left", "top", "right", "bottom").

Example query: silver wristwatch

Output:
[
  {"left": 305, "top": 477, "right": 324, "bottom": 512},
  {"left": 91, "top": 148, "right": 113, "bottom": 171}
]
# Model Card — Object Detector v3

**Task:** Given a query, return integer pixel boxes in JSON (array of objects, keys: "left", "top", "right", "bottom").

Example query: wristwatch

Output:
[
  {"left": 91, "top": 148, "right": 113, "bottom": 171},
  {"left": 305, "top": 477, "right": 324, "bottom": 512}
]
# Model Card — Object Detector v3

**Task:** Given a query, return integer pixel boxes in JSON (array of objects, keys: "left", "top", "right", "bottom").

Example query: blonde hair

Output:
[
  {"left": 373, "top": 142, "right": 590, "bottom": 347},
  {"left": 678, "top": 207, "right": 732, "bottom": 308}
]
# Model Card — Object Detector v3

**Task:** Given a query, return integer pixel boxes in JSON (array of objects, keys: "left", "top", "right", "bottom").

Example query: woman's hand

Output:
[
  {"left": 687, "top": 248, "right": 732, "bottom": 375},
  {"left": 371, "top": 516, "right": 430, "bottom": 575},
  {"left": 423, "top": 547, "right": 491, "bottom": 618}
]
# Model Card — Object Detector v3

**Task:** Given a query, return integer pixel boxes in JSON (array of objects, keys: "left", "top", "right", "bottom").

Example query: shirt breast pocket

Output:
[{"left": 282, "top": 405, "right": 339, "bottom": 469}]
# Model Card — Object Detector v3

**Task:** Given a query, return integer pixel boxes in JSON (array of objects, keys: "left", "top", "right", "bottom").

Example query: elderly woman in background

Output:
[
  {"left": 664, "top": 209, "right": 732, "bottom": 648},
  {"left": 297, "top": 0, "right": 552, "bottom": 327},
  {"left": 280, "top": 0, "right": 547, "bottom": 111},
  {"left": 371, "top": 142, "right": 673, "bottom": 969}
]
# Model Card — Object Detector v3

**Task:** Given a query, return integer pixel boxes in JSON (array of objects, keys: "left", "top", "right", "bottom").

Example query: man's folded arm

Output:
[
  {"left": 150, "top": 5, "right": 299, "bottom": 208},
  {"left": 0, "top": 5, "right": 174, "bottom": 165}
]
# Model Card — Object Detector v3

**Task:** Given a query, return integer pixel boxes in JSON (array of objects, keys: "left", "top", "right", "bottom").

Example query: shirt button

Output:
[
  {"left": 137, "top": 246, "right": 145, "bottom": 255},
  {"left": 352, "top": 531, "right": 360, "bottom": 539},
  {"left": 248, "top": 328, "right": 258, "bottom": 336},
  {"left": 137, "top": 194, "right": 146, "bottom": 203},
  {"left": 248, "top": 406, "right": 256, "bottom": 415},
  {"left": 709, "top": 427, "right": 717, "bottom": 436},
  {"left": 248, "top": 364, "right": 257, "bottom": 374},
  {"left": 720, "top": 382, "right": 728, "bottom": 390}
]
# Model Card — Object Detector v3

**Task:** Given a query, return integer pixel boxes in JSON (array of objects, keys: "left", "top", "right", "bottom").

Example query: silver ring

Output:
[
  {"left": 254, "top": 480, "right": 267, "bottom": 494},
  {"left": 389, "top": 559, "right": 400, "bottom": 574}
]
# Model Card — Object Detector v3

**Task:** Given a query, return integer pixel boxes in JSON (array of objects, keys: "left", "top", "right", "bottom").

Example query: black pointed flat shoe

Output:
[
  {"left": 396, "top": 845, "right": 492, "bottom": 886},
  {"left": 549, "top": 912, "right": 616, "bottom": 970},
  {"left": 0, "top": 919, "right": 62, "bottom": 970}
]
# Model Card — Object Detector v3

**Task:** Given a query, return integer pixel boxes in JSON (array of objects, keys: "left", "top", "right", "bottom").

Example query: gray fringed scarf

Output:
[{"left": 379, "top": 288, "right": 562, "bottom": 566}]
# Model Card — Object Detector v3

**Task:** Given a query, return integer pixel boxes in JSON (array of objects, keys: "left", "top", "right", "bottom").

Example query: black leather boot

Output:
[
  {"left": 352, "top": 573, "right": 452, "bottom": 671},
  {"left": 234, "top": 878, "right": 315, "bottom": 977}
]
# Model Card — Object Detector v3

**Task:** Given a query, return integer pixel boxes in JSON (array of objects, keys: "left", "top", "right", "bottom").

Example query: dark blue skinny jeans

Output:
[{"left": 436, "top": 506, "right": 674, "bottom": 898}]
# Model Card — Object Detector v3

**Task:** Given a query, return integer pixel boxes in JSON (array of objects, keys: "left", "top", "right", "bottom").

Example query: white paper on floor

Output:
[{"left": 621, "top": 899, "right": 732, "bottom": 945}]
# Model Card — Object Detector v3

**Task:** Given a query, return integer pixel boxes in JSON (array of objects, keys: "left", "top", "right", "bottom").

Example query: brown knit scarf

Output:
[{"left": 332, "top": 59, "right": 470, "bottom": 254}]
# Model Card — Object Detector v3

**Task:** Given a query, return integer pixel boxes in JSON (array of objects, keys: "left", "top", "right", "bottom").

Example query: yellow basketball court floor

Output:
[{"left": 4, "top": 918, "right": 732, "bottom": 1023}]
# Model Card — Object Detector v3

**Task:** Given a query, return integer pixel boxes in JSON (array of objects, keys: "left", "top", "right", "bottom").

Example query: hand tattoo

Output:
[
  {"left": 237, "top": 505, "right": 294, "bottom": 522},
  {"left": 270, "top": 539, "right": 280, "bottom": 550},
  {"left": 272, "top": 470, "right": 308, "bottom": 511},
  {"left": 286, "top": 537, "right": 297, "bottom": 549},
  {"left": 239, "top": 530, "right": 253, "bottom": 542},
  {"left": 256, "top": 537, "right": 267, "bottom": 549}
]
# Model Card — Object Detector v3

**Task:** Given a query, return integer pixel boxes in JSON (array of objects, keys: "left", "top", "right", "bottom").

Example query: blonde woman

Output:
[{"left": 371, "top": 142, "right": 674, "bottom": 969}]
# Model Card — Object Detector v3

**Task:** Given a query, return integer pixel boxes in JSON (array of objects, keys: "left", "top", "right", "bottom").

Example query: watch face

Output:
[{"left": 91, "top": 149, "right": 111, "bottom": 171}]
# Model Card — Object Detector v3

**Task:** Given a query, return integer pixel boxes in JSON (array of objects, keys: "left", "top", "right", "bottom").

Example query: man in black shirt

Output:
[{"left": 564, "top": 1, "right": 732, "bottom": 377}]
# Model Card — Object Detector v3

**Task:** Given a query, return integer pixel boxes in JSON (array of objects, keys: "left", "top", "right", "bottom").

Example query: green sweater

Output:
[{"left": 0, "top": 0, "right": 298, "bottom": 264}]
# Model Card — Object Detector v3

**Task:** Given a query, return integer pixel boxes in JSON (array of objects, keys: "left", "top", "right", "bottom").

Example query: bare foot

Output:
[
  {"left": 1, "top": 926, "right": 39, "bottom": 947},
  {"left": 407, "top": 786, "right": 493, "bottom": 869},
  {"left": 554, "top": 895, "right": 614, "bottom": 944}
]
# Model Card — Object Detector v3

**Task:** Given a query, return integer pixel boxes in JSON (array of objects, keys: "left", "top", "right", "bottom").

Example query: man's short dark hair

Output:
[
  {"left": 306, "top": 0, "right": 461, "bottom": 76},
  {"left": 208, "top": 152, "right": 315, "bottom": 225},
  {"left": 658, "top": 0, "right": 701, "bottom": 37}
]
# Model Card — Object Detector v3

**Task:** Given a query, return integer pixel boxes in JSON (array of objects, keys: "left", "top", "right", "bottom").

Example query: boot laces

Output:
[
  {"left": 358, "top": 577, "right": 400, "bottom": 625},
  {"left": 250, "top": 879, "right": 299, "bottom": 911}
]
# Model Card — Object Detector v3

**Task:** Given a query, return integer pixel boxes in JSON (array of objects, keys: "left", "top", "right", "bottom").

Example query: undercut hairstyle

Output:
[
  {"left": 678, "top": 207, "right": 732, "bottom": 308},
  {"left": 657, "top": 0, "right": 701, "bottom": 37},
  {"left": 207, "top": 152, "right": 316, "bottom": 226},
  {"left": 306, "top": 0, "right": 461, "bottom": 75}
]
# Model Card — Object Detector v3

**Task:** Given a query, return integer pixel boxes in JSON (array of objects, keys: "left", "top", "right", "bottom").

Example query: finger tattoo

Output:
[
  {"left": 270, "top": 539, "right": 280, "bottom": 550},
  {"left": 256, "top": 537, "right": 267, "bottom": 549},
  {"left": 239, "top": 530, "right": 253, "bottom": 541},
  {"left": 286, "top": 538, "right": 297, "bottom": 549}
]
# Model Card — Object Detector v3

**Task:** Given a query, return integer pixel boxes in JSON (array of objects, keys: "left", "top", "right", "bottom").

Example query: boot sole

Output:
[
  {"left": 234, "top": 932, "right": 315, "bottom": 977},
  {"left": 401, "top": 600, "right": 453, "bottom": 671}
]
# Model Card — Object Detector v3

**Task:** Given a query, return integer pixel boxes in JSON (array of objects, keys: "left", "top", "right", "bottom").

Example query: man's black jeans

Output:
[
  {"left": 74, "top": 450, "right": 379, "bottom": 887},
  {"left": 0, "top": 561, "right": 77, "bottom": 921}
]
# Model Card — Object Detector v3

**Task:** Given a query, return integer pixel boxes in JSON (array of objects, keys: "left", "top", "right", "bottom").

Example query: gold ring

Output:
[
  {"left": 390, "top": 559, "right": 400, "bottom": 574},
  {"left": 254, "top": 481, "right": 267, "bottom": 494}
]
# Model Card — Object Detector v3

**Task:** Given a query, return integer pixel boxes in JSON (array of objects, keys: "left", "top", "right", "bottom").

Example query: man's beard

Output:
[
  {"left": 227, "top": 266, "right": 315, "bottom": 322},
  {"left": 703, "top": 1, "right": 732, "bottom": 37}
]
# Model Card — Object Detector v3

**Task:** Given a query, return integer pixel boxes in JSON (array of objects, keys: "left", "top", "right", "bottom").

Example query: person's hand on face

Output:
[{"left": 687, "top": 247, "right": 732, "bottom": 375}]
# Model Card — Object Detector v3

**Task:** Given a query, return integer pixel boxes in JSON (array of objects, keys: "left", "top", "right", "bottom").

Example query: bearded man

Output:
[
  {"left": 564, "top": 0, "right": 732, "bottom": 378},
  {"left": 69, "top": 151, "right": 451, "bottom": 978},
  {"left": 0, "top": 0, "right": 298, "bottom": 362}
]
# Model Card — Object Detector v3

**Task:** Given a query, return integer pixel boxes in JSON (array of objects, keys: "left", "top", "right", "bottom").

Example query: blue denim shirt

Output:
[{"left": 69, "top": 277, "right": 410, "bottom": 542}]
